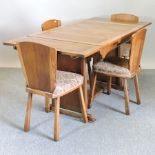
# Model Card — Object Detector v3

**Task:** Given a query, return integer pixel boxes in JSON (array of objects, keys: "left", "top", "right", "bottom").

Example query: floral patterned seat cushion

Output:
[
  {"left": 93, "top": 59, "right": 131, "bottom": 78},
  {"left": 53, "top": 70, "right": 83, "bottom": 97},
  {"left": 120, "top": 43, "right": 131, "bottom": 58}
]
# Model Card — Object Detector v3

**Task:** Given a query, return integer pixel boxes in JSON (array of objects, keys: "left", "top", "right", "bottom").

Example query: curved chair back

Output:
[
  {"left": 41, "top": 19, "right": 61, "bottom": 31},
  {"left": 16, "top": 42, "right": 57, "bottom": 93},
  {"left": 129, "top": 29, "right": 146, "bottom": 74},
  {"left": 111, "top": 13, "right": 139, "bottom": 23}
]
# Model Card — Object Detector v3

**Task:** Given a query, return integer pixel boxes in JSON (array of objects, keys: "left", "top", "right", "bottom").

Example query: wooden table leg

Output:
[
  {"left": 81, "top": 58, "right": 88, "bottom": 107},
  {"left": 81, "top": 58, "right": 96, "bottom": 122}
]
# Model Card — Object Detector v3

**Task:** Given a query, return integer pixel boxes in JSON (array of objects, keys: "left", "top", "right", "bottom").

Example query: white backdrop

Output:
[{"left": 0, "top": 0, "right": 154, "bottom": 68}]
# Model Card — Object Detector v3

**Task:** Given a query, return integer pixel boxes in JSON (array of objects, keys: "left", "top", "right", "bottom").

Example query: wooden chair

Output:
[
  {"left": 111, "top": 13, "right": 139, "bottom": 23},
  {"left": 16, "top": 42, "right": 88, "bottom": 141},
  {"left": 111, "top": 13, "right": 139, "bottom": 59},
  {"left": 102, "top": 13, "right": 140, "bottom": 95},
  {"left": 41, "top": 19, "right": 61, "bottom": 31},
  {"left": 89, "top": 29, "right": 146, "bottom": 115},
  {"left": 41, "top": 19, "right": 61, "bottom": 112}
]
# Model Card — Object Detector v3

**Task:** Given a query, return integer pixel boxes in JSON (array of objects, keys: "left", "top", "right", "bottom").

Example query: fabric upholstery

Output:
[
  {"left": 120, "top": 43, "right": 131, "bottom": 57},
  {"left": 53, "top": 70, "right": 83, "bottom": 97},
  {"left": 94, "top": 57, "right": 131, "bottom": 78}
]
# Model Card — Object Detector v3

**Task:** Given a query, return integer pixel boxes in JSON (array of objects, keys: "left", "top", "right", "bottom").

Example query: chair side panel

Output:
[
  {"left": 17, "top": 42, "right": 57, "bottom": 93},
  {"left": 129, "top": 29, "right": 146, "bottom": 74}
]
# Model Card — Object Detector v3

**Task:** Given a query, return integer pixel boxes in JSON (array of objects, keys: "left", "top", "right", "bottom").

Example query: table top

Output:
[
  {"left": 3, "top": 17, "right": 151, "bottom": 58},
  {"left": 3, "top": 36, "right": 101, "bottom": 58}
]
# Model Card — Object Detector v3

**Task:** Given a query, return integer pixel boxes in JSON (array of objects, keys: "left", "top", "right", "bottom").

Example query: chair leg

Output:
[
  {"left": 107, "top": 76, "right": 112, "bottom": 95},
  {"left": 88, "top": 72, "right": 97, "bottom": 108},
  {"left": 134, "top": 74, "right": 141, "bottom": 104},
  {"left": 79, "top": 86, "right": 88, "bottom": 123},
  {"left": 24, "top": 92, "right": 33, "bottom": 132},
  {"left": 45, "top": 96, "right": 50, "bottom": 112},
  {"left": 123, "top": 79, "right": 130, "bottom": 115},
  {"left": 54, "top": 97, "right": 60, "bottom": 141}
]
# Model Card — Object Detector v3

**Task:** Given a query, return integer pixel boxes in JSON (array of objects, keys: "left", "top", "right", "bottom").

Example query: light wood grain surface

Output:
[
  {"left": 4, "top": 37, "right": 101, "bottom": 58},
  {"left": 29, "top": 18, "right": 150, "bottom": 45},
  {"left": 3, "top": 17, "right": 151, "bottom": 58}
]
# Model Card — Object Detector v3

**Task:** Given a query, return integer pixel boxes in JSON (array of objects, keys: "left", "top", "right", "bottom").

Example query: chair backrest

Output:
[
  {"left": 129, "top": 29, "right": 147, "bottom": 74},
  {"left": 16, "top": 42, "right": 57, "bottom": 93},
  {"left": 41, "top": 19, "right": 61, "bottom": 31},
  {"left": 111, "top": 13, "right": 139, "bottom": 23}
]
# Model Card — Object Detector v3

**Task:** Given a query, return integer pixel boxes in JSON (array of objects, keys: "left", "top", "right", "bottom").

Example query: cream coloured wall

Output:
[{"left": 0, "top": 0, "right": 153, "bottom": 68}]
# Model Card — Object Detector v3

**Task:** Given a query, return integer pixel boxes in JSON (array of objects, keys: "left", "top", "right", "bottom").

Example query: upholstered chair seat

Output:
[
  {"left": 93, "top": 59, "right": 131, "bottom": 78},
  {"left": 120, "top": 43, "right": 131, "bottom": 58},
  {"left": 53, "top": 70, "right": 83, "bottom": 97}
]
